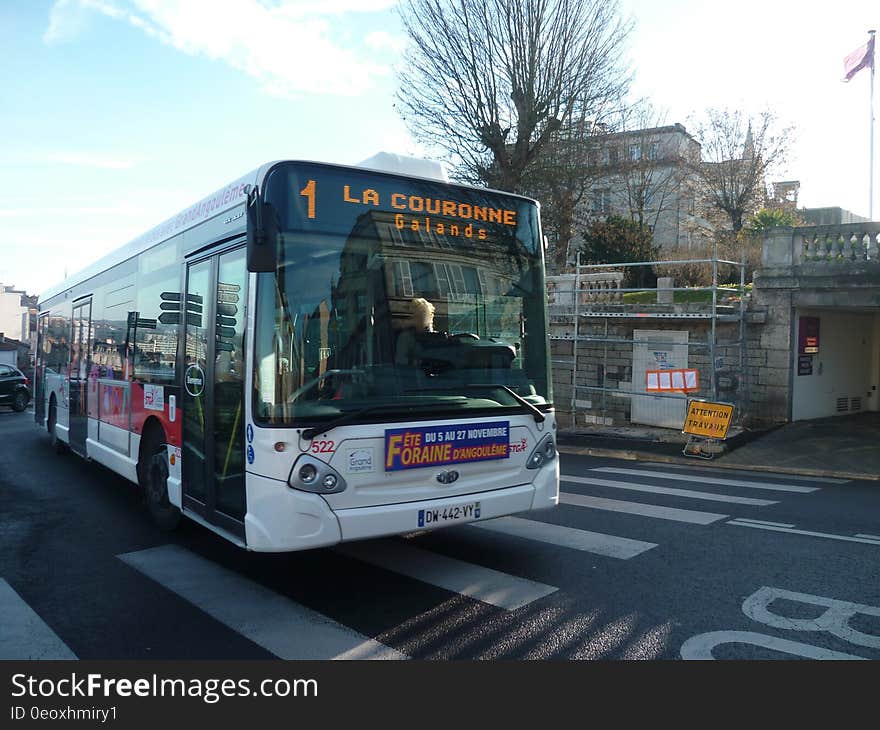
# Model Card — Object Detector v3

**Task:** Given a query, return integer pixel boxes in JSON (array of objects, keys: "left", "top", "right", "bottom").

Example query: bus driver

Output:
[{"left": 395, "top": 297, "right": 435, "bottom": 367}]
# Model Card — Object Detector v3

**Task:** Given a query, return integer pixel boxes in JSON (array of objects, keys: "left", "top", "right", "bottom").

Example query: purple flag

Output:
[{"left": 843, "top": 35, "right": 874, "bottom": 82}]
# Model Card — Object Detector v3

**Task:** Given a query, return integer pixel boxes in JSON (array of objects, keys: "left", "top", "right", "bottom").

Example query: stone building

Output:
[
  {"left": 749, "top": 222, "right": 880, "bottom": 423},
  {"left": 0, "top": 284, "right": 32, "bottom": 345},
  {"left": 801, "top": 207, "right": 869, "bottom": 226},
  {"left": 569, "top": 124, "right": 714, "bottom": 259}
]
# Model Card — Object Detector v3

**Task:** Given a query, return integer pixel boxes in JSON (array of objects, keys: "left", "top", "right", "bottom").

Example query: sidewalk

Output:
[{"left": 558, "top": 412, "right": 880, "bottom": 481}]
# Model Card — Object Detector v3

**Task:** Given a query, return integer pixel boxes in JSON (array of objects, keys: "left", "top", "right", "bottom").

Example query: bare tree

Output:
[
  {"left": 519, "top": 111, "right": 611, "bottom": 271},
  {"left": 615, "top": 106, "right": 684, "bottom": 234},
  {"left": 395, "top": 0, "right": 633, "bottom": 198},
  {"left": 688, "top": 108, "right": 795, "bottom": 232}
]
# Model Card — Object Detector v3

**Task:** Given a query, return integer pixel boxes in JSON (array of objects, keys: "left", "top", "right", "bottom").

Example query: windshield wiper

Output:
[
  {"left": 469, "top": 383, "right": 545, "bottom": 423},
  {"left": 405, "top": 383, "right": 545, "bottom": 424},
  {"left": 301, "top": 400, "right": 467, "bottom": 440}
]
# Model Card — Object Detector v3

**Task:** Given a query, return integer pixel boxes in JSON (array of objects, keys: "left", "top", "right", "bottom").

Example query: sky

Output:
[{"left": 1, "top": 0, "right": 878, "bottom": 297}]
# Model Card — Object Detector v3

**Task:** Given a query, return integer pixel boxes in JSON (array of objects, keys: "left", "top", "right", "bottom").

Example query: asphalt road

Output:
[{"left": 2, "top": 408, "right": 879, "bottom": 660}]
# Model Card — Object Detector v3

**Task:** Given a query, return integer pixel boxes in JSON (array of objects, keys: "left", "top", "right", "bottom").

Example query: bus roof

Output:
[
  {"left": 39, "top": 155, "right": 535, "bottom": 304},
  {"left": 39, "top": 162, "right": 271, "bottom": 304}
]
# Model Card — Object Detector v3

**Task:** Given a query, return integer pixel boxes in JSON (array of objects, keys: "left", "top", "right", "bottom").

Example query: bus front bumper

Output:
[{"left": 243, "top": 464, "right": 558, "bottom": 552}]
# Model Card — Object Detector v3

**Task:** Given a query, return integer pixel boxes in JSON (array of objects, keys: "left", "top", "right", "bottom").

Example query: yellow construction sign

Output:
[{"left": 682, "top": 400, "right": 734, "bottom": 440}]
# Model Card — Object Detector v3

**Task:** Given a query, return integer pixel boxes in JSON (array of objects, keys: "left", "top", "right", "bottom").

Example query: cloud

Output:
[
  {"left": 44, "top": 0, "right": 90, "bottom": 43},
  {"left": 43, "top": 0, "right": 401, "bottom": 97},
  {"left": 365, "top": 30, "right": 407, "bottom": 54}
]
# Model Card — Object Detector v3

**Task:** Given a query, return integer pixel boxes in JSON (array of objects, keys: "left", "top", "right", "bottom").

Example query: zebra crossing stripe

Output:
[
  {"left": 562, "top": 474, "right": 777, "bottom": 506},
  {"left": 560, "top": 492, "right": 727, "bottom": 524},
  {"left": 591, "top": 467, "right": 819, "bottom": 494},
  {"left": 732, "top": 518, "right": 796, "bottom": 528},
  {"left": 645, "top": 462, "right": 850, "bottom": 484},
  {"left": 726, "top": 521, "right": 880, "bottom": 546},
  {"left": 0, "top": 578, "right": 77, "bottom": 660},
  {"left": 118, "top": 545, "right": 405, "bottom": 660},
  {"left": 336, "top": 538, "right": 558, "bottom": 610},
  {"left": 469, "top": 516, "right": 657, "bottom": 559}
]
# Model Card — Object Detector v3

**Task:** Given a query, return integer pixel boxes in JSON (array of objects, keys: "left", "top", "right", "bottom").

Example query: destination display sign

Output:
[
  {"left": 385, "top": 421, "right": 510, "bottom": 471},
  {"left": 263, "top": 163, "right": 540, "bottom": 252}
]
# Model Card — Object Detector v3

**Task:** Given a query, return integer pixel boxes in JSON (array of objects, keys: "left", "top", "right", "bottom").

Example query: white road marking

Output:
[
  {"left": 730, "top": 518, "right": 796, "bottom": 528},
  {"left": 561, "top": 474, "right": 777, "bottom": 506},
  {"left": 641, "top": 462, "right": 850, "bottom": 484},
  {"left": 560, "top": 492, "right": 727, "bottom": 525},
  {"left": 0, "top": 578, "right": 77, "bottom": 660},
  {"left": 680, "top": 631, "right": 866, "bottom": 660},
  {"left": 469, "top": 516, "right": 657, "bottom": 559},
  {"left": 118, "top": 545, "right": 405, "bottom": 660},
  {"left": 591, "top": 467, "right": 819, "bottom": 493},
  {"left": 335, "top": 539, "right": 557, "bottom": 610},
  {"left": 727, "top": 520, "right": 880, "bottom": 546},
  {"left": 855, "top": 533, "right": 880, "bottom": 541},
  {"left": 742, "top": 586, "right": 880, "bottom": 649}
]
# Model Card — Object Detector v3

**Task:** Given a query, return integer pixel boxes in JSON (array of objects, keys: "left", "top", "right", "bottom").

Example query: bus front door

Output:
[
  {"left": 34, "top": 312, "right": 48, "bottom": 426},
  {"left": 181, "top": 247, "right": 248, "bottom": 541},
  {"left": 69, "top": 299, "right": 92, "bottom": 456}
]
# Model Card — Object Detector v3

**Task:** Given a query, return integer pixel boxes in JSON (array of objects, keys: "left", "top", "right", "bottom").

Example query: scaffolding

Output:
[{"left": 548, "top": 251, "right": 747, "bottom": 433}]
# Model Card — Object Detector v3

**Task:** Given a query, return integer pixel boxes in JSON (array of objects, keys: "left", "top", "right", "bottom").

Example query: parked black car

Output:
[{"left": 0, "top": 364, "right": 31, "bottom": 412}]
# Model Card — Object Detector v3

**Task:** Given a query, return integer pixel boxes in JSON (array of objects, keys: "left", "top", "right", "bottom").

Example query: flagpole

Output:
[{"left": 870, "top": 29, "right": 875, "bottom": 220}]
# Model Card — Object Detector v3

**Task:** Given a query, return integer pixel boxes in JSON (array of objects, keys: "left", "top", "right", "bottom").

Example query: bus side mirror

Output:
[{"left": 246, "top": 185, "right": 279, "bottom": 273}]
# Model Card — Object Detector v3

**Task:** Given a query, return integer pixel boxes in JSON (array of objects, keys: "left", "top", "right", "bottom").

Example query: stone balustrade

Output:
[
  {"left": 763, "top": 223, "right": 880, "bottom": 268},
  {"left": 546, "top": 271, "right": 624, "bottom": 307},
  {"left": 577, "top": 271, "right": 624, "bottom": 303}
]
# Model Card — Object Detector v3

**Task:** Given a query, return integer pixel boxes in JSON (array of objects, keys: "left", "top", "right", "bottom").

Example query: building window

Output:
[
  {"left": 592, "top": 189, "right": 611, "bottom": 215},
  {"left": 648, "top": 142, "right": 660, "bottom": 160},
  {"left": 392, "top": 261, "right": 414, "bottom": 297},
  {"left": 629, "top": 144, "right": 641, "bottom": 161}
]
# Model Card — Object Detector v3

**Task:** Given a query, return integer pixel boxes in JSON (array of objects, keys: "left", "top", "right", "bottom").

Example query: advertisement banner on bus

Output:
[{"left": 385, "top": 421, "right": 510, "bottom": 471}]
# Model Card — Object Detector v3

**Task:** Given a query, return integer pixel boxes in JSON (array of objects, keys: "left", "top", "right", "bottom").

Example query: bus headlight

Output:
[
  {"left": 299, "top": 464, "right": 318, "bottom": 484},
  {"left": 289, "top": 455, "right": 347, "bottom": 494},
  {"left": 526, "top": 435, "right": 557, "bottom": 470}
]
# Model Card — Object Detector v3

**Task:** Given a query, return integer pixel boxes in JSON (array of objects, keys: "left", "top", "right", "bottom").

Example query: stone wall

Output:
[{"left": 550, "top": 303, "right": 746, "bottom": 428}]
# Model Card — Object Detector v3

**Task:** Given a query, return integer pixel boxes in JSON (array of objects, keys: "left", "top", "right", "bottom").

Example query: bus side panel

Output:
[
  {"left": 44, "top": 372, "right": 70, "bottom": 442},
  {"left": 129, "top": 381, "right": 183, "bottom": 448}
]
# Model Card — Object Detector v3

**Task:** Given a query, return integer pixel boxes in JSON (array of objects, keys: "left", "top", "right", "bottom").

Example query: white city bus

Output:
[{"left": 34, "top": 157, "right": 559, "bottom": 551}]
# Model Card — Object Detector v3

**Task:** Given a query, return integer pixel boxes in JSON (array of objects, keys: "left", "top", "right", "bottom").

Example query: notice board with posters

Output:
[
  {"left": 798, "top": 316, "right": 820, "bottom": 355},
  {"left": 632, "top": 329, "right": 689, "bottom": 428}
]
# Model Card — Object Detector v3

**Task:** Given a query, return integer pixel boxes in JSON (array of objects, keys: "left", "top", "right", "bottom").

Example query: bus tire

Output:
[
  {"left": 47, "top": 397, "right": 66, "bottom": 454},
  {"left": 141, "top": 429, "right": 181, "bottom": 532}
]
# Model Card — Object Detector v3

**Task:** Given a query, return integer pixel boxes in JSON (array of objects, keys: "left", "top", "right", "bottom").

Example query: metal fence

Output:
[{"left": 547, "top": 252, "right": 747, "bottom": 433}]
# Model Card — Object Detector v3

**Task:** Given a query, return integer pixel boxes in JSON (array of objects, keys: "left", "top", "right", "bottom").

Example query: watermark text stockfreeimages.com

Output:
[{"left": 10, "top": 672, "right": 318, "bottom": 705}]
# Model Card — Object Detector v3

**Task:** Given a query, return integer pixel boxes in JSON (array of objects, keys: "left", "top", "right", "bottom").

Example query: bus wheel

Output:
[
  {"left": 47, "top": 398, "right": 65, "bottom": 454},
  {"left": 142, "top": 433, "right": 181, "bottom": 532}
]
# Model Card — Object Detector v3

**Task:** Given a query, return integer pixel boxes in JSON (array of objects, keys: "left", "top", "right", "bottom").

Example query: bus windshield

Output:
[{"left": 252, "top": 163, "right": 551, "bottom": 425}]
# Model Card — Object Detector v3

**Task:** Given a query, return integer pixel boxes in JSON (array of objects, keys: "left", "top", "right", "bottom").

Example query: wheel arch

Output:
[
  {"left": 137, "top": 416, "right": 167, "bottom": 486},
  {"left": 47, "top": 392, "right": 57, "bottom": 432}
]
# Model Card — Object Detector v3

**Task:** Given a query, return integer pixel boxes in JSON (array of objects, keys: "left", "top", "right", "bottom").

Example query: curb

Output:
[{"left": 557, "top": 444, "right": 880, "bottom": 481}]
